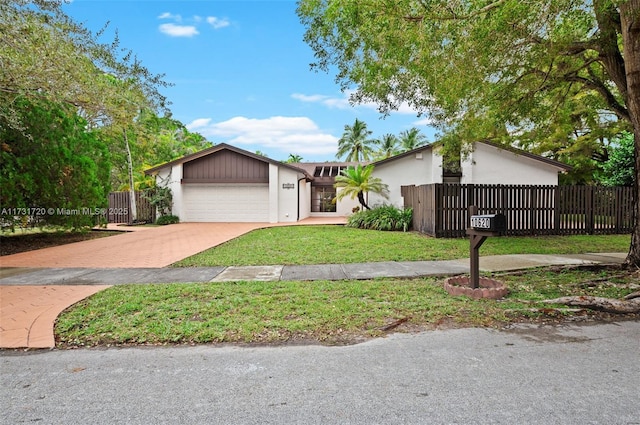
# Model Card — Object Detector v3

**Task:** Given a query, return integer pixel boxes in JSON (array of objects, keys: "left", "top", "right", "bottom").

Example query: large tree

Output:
[
  {"left": 336, "top": 118, "right": 377, "bottom": 161},
  {"left": 1, "top": 1, "right": 169, "bottom": 131},
  {"left": 398, "top": 127, "right": 428, "bottom": 152},
  {"left": 298, "top": 0, "right": 640, "bottom": 267},
  {"left": 375, "top": 133, "right": 401, "bottom": 159},
  {"left": 1, "top": 98, "right": 110, "bottom": 229},
  {"left": 1, "top": 1, "right": 172, "bottom": 225},
  {"left": 599, "top": 131, "right": 635, "bottom": 186}
]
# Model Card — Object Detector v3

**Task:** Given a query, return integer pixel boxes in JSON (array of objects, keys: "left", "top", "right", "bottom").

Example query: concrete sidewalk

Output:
[{"left": 0, "top": 252, "right": 627, "bottom": 286}]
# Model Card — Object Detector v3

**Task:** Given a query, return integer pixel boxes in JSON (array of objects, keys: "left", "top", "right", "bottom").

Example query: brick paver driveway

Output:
[
  {"left": 0, "top": 218, "right": 346, "bottom": 348},
  {"left": 1, "top": 222, "right": 281, "bottom": 269}
]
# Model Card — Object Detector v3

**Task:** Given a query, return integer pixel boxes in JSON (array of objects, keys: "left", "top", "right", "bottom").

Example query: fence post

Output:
[
  {"left": 435, "top": 184, "right": 442, "bottom": 237},
  {"left": 529, "top": 186, "right": 537, "bottom": 236},
  {"left": 615, "top": 188, "right": 623, "bottom": 233},
  {"left": 586, "top": 186, "right": 594, "bottom": 234},
  {"left": 553, "top": 186, "right": 560, "bottom": 233}
]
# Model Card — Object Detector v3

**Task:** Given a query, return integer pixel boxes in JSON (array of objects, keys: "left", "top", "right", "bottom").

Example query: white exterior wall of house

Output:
[
  {"left": 461, "top": 142, "right": 560, "bottom": 185},
  {"left": 335, "top": 189, "right": 361, "bottom": 215},
  {"left": 298, "top": 180, "right": 311, "bottom": 220},
  {"left": 269, "top": 164, "right": 279, "bottom": 223},
  {"left": 277, "top": 166, "right": 302, "bottom": 223},
  {"left": 370, "top": 147, "right": 440, "bottom": 208},
  {"left": 431, "top": 146, "right": 444, "bottom": 183}
]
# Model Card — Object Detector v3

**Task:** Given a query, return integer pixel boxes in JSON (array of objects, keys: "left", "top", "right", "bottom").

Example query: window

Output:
[{"left": 312, "top": 186, "right": 336, "bottom": 212}]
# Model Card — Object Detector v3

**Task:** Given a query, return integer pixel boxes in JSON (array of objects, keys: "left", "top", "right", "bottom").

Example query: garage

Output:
[
  {"left": 145, "top": 143, "right": 313, "bottom": 223},
  {"left": 182, "top": 183, "right": 269, "bottom": 222}
]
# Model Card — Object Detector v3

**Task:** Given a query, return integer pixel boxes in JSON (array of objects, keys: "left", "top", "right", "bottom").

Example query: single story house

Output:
[
  {"left": 145, "top": 141, "right": 570, "bottom": 223},
  {"left": 145, "top": 144, "right": 315, "bottom": 223},
  {"left": 368, "top": 140, "right": 572, "bottom": 208}
]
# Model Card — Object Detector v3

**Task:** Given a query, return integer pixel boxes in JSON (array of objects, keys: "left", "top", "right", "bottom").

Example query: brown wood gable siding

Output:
[{"left": 182, "top": 150, "right": 269, "bottom": 183}]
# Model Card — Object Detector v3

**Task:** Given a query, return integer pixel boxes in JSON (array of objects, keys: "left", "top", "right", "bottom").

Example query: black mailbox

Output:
[{"left": 470, "top": 214, "right": 506, "bottom": 232}]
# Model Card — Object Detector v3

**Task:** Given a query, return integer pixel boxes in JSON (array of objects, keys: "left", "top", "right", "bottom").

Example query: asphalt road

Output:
[{"left": 2, "top": 321, "right": 639, "bottom": 424}]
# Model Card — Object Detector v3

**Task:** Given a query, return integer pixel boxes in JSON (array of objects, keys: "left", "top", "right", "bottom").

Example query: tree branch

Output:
[
  {"left": 409, "top": 0, "right": 507, "bottom": 22},
  {"left": 564, "top": 74, "right": 630, "bottom": 121}
]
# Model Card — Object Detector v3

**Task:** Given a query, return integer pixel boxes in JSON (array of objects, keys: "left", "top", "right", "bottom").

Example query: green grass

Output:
[
  {"left": 55, "top": 226, "right": 634, "bottom": 347},
  {"left": 55, "top": 267, "right": 636, "bottom": 347},
  {"left": 172, "top": 225, "right": 630, "bottom": 267}
]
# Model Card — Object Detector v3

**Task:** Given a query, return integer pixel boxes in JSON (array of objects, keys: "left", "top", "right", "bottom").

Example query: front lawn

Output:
[
  {"left": 55, "top": 266, "right": 638, "bottom": 347},
  {"left": 172, "top": 225, "right": 630, "bottom": 267},
  {"left": 54, "top": 226, "right": 636, "bottom": 348}
]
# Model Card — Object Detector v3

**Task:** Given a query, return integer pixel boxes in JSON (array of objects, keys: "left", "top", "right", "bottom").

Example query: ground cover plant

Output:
[
  {"left": 347, "top": 205, "right": 412, "bottom": 231},
  {"left": 172, "top": 225, "right": 630, "bottom": 267},
  {"left": 55, "top": 266, "right": 639, "bottom": 347}
]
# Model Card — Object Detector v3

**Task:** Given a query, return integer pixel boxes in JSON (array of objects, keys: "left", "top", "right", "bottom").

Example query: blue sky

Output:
[{"left": 63, "top": 0, "right": 437, "bottom": 162}]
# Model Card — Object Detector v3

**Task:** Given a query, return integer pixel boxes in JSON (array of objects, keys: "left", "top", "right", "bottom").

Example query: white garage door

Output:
[{"left": 182, "top": 183, "right": 269, "bottom": 222}]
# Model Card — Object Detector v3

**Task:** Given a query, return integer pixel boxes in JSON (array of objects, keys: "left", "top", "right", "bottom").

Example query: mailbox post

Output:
[{"left": 467, "top": 206, "right": 506, "bottom": 289}]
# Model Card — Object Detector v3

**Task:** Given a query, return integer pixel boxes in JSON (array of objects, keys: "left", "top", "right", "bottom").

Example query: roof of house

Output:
[
  {"left": 371, "top": 144, "right": 434, "bottom": 167},
  {"left": 290, "top": 161, "right": 363, "bottom": 178},
  {"left": 144, "top": 143, "right": 314, "bottom": 181}
]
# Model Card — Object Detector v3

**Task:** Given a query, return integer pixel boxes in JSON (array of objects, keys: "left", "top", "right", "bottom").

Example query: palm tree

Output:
[
  {"left": 376, "top": 133, "right": 400, "bottom": 159},
  {"left": 336, "top": 118, "right": 376, "bottom": 162},
  {"left": 334, "top": 164, "right": 389, "bottom": 210},
  {"left": 285, "top": 153, "right": 303, "bottom": 163},
  {"left": 398, "top": 127, "right": 428, "bottom": 152}
]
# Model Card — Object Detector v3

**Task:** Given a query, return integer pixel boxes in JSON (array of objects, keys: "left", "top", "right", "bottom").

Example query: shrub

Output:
[
  {"left": 347, "top": 205, "right": 412, "bottom": 231},
  {"left": 143, "top": 186, "right": 173, "bottom": 217},
  {"left": 156, "top": 215, "right": 179, "bottom": 225}
]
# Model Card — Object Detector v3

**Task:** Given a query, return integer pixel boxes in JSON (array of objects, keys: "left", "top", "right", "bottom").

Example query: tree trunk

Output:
[
  {"left": 124, "top": 129, "right": 137, "bottom": 224},
  {"left": 358, "top": 191, "right": 370, "bottom": 210},
  {"left": 620, "top": 0, "right": 640, "bottom": 267},
  {"left": 543, "top": 296, "right": 640, "bottom": 314}
]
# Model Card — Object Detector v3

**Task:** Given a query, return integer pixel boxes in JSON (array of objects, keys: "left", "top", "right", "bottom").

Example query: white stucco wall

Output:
[
  {"left": 298, "top": 180, "right": 311, "bottom": 220},
  {"left": 370, "top": 147, "right": 438, "bottom": 208},
  {"left": 268, "top": 164, "right": 279, "bottom": 223},
  {"left": 461, "top": 142, "right": 561, "bottom": 185},
  {"left": 277, "top": 167, "right": 301, "bottom": 223},
  {"left": 335, "top": 189, "right": 361, "bottom": 215}
]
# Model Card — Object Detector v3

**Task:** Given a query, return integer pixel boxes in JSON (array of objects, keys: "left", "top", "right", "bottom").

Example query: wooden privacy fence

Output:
[
  {"left": 401, "top": 184, "right": 634, "bottom": 238},
  {"left": 106, "top": 191, "right": 156, "bottom": 224}
]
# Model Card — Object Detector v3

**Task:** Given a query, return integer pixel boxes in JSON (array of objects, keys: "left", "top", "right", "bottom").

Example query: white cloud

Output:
[
  {"left": 291, "top": 92, "right": 351, "bottom": 109},
  {"left": 158, "top": 13, "right": 230, "bottom": 38},
  {"left": 186, "top": 116, "right": 338, "bottom": 156},
  {"left": 187, "top": 118, "right": 212, "bottom": 128},
  {"left": 292, "top": 91, "right": 424, "bottom": 115},
  {"left": 159, "top": 23, "right": 199, "bottom": 37},
  {"left": 413, "top": 117, "right": 435, "bottom": 126},
  {"left": 207, "top": 16, "right": 231, "bottom": 29},
  {"left": 291, "top": 93, "right": 329, "bottom": 103},
  {"left": 158, "top": 12, "right": 181, "bottom": 21}
]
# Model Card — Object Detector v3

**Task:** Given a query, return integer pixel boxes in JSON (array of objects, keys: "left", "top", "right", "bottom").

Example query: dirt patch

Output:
[{"left": 0, "top": 230, "right": 120, "bottom": 256}]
